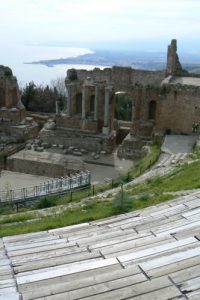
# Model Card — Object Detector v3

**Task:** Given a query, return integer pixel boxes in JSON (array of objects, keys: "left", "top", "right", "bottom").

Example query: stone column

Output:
[
  {"left": 94, "top": 84, "right": 99, "bottom": 121},
  {"left": 55, "top": 101, "right": 59, "bottom": 115},
  {"left": 5, "top": 78, "right": 9, "bottom": 107},
  {"left": 66, "top": 85, "right": 71, "bottom": 117},
  {"left": 102, "top": 86, "right": 110, "bottom": 134},
  {"left": 131, "top": 102, "right": 135, "bottom": 122},
  {"left": 82, "top": 85, "right": 86, "bottom": 119}
]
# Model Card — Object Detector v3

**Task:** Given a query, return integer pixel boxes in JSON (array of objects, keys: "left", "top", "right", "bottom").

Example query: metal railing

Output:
[{"left": 0, "top": 171, "right": 91, "bottom": 204}]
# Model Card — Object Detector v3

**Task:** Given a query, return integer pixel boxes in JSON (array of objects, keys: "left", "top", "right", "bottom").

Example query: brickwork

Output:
[{"left": 63, "top": 39, "right": 200, "bottom": 158}]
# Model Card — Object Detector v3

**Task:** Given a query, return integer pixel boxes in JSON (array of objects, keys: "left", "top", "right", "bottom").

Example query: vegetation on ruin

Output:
[
  {"left": 21, "top": 77, "right": 67, "bottom": 113},
  {"left": 115, "top": 93, "right": 132, "bottom": 121},
  {"left": 4, "top": 69, "right": 13, "bottom": 77}
]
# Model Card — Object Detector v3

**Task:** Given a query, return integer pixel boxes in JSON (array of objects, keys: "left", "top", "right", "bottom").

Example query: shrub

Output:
[
  {"left": 35, "top": 197, "right": 57, "bottom": 209},
  {"left": 113, "top": 187, "right": 132, "bottom": 213}
]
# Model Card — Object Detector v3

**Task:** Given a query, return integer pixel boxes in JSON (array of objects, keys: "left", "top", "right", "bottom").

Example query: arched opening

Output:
[
  {"left": 89, "top": 95, "right": 95, "bottom": 113},
  {"left": 75, "top": 93, "right": 82, "bottom": 114},
  {"left": 114, "top": 92, "right": 132, "bottom": 121},
  {"left": 114, "top": 91, "right": 133, "bottom": 144},
  {"left": 148, "top": 100, "right": 157, "bottom": 120},
  {"left": 0, "top": 89, "right": 5, "bottom": 107}
]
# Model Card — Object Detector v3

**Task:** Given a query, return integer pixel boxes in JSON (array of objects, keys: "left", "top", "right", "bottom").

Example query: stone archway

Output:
[
  {"left": 75, "top": 93, "right": 82, "bottom": 114},
  {"left": 148, "top": 100, "right": 157, "bottom": 120},
  {"left": 114, "top": 91, "right": 133, "bottom": 122},
  {"left": 89, "top": 95, "right": 95, "bottom": 113}
]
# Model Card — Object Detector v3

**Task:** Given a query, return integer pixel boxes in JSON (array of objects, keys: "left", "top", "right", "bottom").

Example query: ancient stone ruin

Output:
[
  {"left": 0, "top": 65, "right": 39, "bottom": 144},
  {"left": 1, "top": 39, "right": 200, "bottom": 169},
  {"left": 40, "top": 39, "right": 200, "bottom": 159},
  {"left": 0, "top": 65, "right": 25, "bottom": 122}
]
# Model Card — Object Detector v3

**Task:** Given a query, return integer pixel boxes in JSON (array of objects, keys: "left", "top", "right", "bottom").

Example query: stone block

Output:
[
  {"left": 73, "top": 151, "right": 82, "bottom": 156},
  {"left": 80, "top": 148, "right": 88, "bottom": 154},
  {"left": 41, "top": 142, "right": 51, "bottom": 149},
  {"left": 35, "top": 146, "right": 44, "bottom": 152}
]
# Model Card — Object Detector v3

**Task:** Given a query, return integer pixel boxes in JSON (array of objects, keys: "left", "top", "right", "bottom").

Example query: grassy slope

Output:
[{"left": 1, "top": 144, "right": 200, "bottom": 237}]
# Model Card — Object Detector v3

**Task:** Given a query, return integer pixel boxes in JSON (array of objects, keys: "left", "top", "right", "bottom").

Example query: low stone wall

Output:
[
  {"left": 7, "top": 150, "right": 85, "bottom": 178},
  {"left": 40, "top": 128, "right": 116, "bottom": 153},
  {"left": 55, "top": 116, "right": 98, "bottom": 132}
]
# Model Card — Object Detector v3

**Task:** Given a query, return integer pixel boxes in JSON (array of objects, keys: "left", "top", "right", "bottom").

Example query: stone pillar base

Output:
[
  {"left": 81, "top": 119, "right": 86, "bottom": 130},
  {"left": 102, "top": 126, "right": 109, "bottom": 135}
]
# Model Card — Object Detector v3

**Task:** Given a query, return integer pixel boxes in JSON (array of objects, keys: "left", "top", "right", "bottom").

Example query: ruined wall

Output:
[
  {"left": 156, "top": 85, "right": 200, "bottom": 134},
  {"left": 0, "top": 66, "right": 22, "bottom": 108},
  {"left": 67, "top": 66, "right": 165, "bottom": 92},
  {"left": 132, "top": 84, "right": 200, "bottom": 135},
  {"left": 0, "top": 65, "right": 25, "bottom": 122},
  {"left": 166, "top": 39, "right": 185, "bottom": 77}
]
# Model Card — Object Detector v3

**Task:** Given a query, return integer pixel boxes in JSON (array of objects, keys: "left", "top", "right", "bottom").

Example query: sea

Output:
[{"left": 0, "top": 42, "right": 100, "bottom": 87}]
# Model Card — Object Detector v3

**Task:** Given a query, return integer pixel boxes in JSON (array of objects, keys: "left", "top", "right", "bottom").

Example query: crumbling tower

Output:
[{"left": 166, "top": 39, "right": 184, "bottom": 76}]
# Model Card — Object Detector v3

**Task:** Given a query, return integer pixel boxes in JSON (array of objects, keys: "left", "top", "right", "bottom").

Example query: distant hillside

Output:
[{"left": 25, "top": 50, "right": 200, "bottom": 72}]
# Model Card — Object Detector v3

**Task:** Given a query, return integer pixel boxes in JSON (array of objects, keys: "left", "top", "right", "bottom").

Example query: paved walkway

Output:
[
  {"left": 161, "top": 134, "right": 197, "bottom": 154},
  {"left": 0, "top": 171, "right": 51, "bottom": 191}
]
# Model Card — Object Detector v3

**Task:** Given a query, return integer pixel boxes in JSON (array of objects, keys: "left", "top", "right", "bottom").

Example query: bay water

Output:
[{"left": 0, "top": 42, "right": 100, "bottom": 86}]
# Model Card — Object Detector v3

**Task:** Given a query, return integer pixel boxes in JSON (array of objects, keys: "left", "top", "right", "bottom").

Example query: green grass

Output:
[
  {"left": 0, "top": 192, "right": 175, "bottom": 237},
  {"left": 0, "top": 213, "right": 35, "bottom": 225},
  {"left": 0, "top": 200, "right": 113, "bottom": 237},
  {"left": 3, "top": 143, "right": 200, "bottom": 237},
  {"left": 127, "top": 160, "right": 200, "bottom": 197},
  {"left": 129, "top": 144, "right": 161, "bottom": 179}
]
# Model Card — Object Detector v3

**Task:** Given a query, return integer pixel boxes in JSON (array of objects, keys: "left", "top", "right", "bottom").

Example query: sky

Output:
[{"left": 1, "top": 0, "right": 200, "bottom": 52}]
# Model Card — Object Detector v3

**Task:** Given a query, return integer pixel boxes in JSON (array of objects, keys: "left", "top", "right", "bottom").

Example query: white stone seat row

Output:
[{"left": 1, "top": 190, "right": 200, "bottom": 299}]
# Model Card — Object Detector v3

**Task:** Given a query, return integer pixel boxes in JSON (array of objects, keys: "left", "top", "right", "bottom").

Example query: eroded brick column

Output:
[
  {"left": 66, "top": 84, "right": 71, "bottom": 117},
  {"left": 82, "top": 85, "right": 86, "bottom": 119},
  {"left": 102, "top": 86, "right": 111, "bottom": 134},
  {"left": 94, "top": 84, "right": 99, "bottom": 121}
]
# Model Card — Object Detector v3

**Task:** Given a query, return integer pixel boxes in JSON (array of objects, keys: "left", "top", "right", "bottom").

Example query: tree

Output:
[
  {"left": 21, "top": 82, "right": 59, "bottom": 113},
  {"left": 50, "top": 77, "right": 68, "bottom": 111},
  {"left": 115, "top": 93, "right": 132, "bottom": 121},
  {"left": 21, "top": 81, "right": 37, "bottom": 108},
  {"left": 112, "top": 184, "right": 132, "bottom": 213}
]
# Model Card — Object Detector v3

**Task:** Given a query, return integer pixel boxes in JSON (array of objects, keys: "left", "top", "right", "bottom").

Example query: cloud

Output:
[{"left": 0, "top": 0, "right": 200, "bottom": 44}]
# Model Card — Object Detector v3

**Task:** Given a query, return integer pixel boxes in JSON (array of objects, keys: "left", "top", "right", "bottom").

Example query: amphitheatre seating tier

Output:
[{"left": 0, "top": 191, "right": 200, "bottom": 299}]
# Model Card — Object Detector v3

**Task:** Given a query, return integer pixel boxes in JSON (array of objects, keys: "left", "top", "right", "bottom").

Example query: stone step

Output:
[
  {"left": 16, "top": 257, "right": 119, "bottom": 285},
  {"left": 61, "top": 277, "right": 181, "bottom": 300},
  {"left": 18, "top": 264, "right": 122, "bottom": 293},
  {"left": 8, "top": 240, "right": 77, "bottom": 258},
  {"left": 21, "top": 269, "right": 145, "bottom": 300},
  {"left": 0, "top": 292, "right": 21, "bottom": 300},
  {"left": 139, "top": 247, "right": 200, "bottom": 278},
  {"left": 118, "top": 237, "right": 198, "bottom": 265},
  {"left": 5, "top": 237, "right": 68, "bottom": 252},
  {"left": 103, "top": 235, "right": 175, "bottom": 259},
  {"left": 170, "top": 265, "right": 200, "bottom": 284},
  {"left": 11, "top": 245, "right": 87, "bottom": 266},
  {"left": 13, "top": 250, "right": 102, "bottom": 274}
]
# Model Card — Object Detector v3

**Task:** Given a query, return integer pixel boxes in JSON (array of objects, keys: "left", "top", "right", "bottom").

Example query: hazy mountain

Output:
[{"left": 26, "top": 49, "right": 200, "bottom": 72}]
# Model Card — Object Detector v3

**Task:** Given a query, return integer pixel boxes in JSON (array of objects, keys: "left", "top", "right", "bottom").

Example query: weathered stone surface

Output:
[
  {"left": 0, "top": 65, "right": 25, "bottom": 122},
  {"left": 166, "top": 39, "right": 185, "bottom": 76},
  {"left": 7, "top": 150, "right": 86, "bottom": 177}
]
